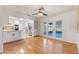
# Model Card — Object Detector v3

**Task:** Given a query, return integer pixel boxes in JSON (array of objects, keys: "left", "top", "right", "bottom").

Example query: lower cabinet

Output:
[{"left": 3, "top": 31, "right": 22, "bottom": 43}]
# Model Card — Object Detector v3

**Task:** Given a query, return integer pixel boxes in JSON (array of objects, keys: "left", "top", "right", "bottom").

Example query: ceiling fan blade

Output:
[
  {"left": 42, "top": 13, "right": 48, "bottom": 16},
  {"left": 32, "top": 13, "right": 38, "bottom": 15},
  {"left": 32, "top": 14, "right": 35, "bottom": 15}
]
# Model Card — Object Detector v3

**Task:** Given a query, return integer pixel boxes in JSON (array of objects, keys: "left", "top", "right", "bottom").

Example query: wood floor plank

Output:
[{"left": 3, "top": 36, "right": 78, "bottom": 54}]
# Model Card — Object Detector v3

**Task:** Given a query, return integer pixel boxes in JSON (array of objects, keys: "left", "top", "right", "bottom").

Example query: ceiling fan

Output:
[{"left": 27, "top": 7, "right": 48, "bottom": 16}]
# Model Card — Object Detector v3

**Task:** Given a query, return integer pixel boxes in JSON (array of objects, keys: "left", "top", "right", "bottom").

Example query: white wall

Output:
[
  {"left": 38, "top": 10, "right": 77, "bottom": 44},
  {"left": 0, "top": 6, "right": 3, "bottom": 53},
  {"left": 55, "top": 10, "right": 77, "bottom": 43},
  {"left": 77, "top": 34, "right": 79, "bottom": 51}
]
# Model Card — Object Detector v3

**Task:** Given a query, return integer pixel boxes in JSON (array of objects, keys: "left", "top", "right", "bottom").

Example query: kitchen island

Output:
[{"left": 3, "top": 30, "right": 22, "bottom": 43}]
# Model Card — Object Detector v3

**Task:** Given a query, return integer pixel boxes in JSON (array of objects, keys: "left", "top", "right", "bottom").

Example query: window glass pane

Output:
[
  {"left": 56, "top": 20, "right": 62, "bottom": 26},
  {"left": 48, "top": 22, "right": 53, "bottom": 36},
  {"left": 56, "top": 20, "right": 62, "bottom": 30}
]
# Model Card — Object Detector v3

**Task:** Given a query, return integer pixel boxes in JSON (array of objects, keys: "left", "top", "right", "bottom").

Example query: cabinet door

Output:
[
  {"left": 7, "top": 32, "right": 14, "bottom": 43},
  {"left": 14, "top": 31, "right": 21, "bottom": 40},
  {"left": 3, "top": 32, "right": 7, "bottom": 43},
  {"left": 3, "top": 31, "right": 22, "bottom": 43},
  {"left": 10, "top": 32, "right": 16, "bottom": 41},
  {"left": 3, "top": 32, "right": 13, "bottom": 43}
]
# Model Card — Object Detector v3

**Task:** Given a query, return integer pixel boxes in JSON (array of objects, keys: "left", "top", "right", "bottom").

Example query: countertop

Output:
[{"left": 3, "top": 29, "right": 21, "bottom": 32}]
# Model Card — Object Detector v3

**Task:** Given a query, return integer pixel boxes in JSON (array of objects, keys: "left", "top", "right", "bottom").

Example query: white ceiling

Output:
[{"left": 3, "top": 5, "right": 78, "bottom": 17}]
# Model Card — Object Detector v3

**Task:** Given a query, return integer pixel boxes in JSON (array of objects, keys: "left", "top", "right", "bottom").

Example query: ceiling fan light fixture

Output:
[
  {"left": 31, "top": 7, "right": 48, "bottom": 16},
  {"left": 38, "top": 13, "right": 43, "bottom": 16}
]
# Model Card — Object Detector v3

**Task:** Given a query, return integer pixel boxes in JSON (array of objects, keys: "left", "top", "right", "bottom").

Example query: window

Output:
[
  {"left": 55, "top": 20, "right": 62, "bottom": 38},
  {"left": 48, "top": 22, "right": 53, "bottom": 36}
]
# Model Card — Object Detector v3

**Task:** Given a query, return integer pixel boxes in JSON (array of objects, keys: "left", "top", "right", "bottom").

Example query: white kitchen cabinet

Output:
[
  {"left": 14, "top": 31, "right": 21, "bottom": 41},
  {"left": 3, "top": 30, "right": 22, "bottom": 43}
]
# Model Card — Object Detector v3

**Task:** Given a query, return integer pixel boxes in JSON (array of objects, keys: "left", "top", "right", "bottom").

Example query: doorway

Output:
[{"left": 8, "top": 16, "right": 34, "bottom": 38}]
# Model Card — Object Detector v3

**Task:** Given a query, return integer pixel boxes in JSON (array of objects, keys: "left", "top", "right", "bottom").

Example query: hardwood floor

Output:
[{"left": 3, "top": 36, "right": 78, "bottom": 54}]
